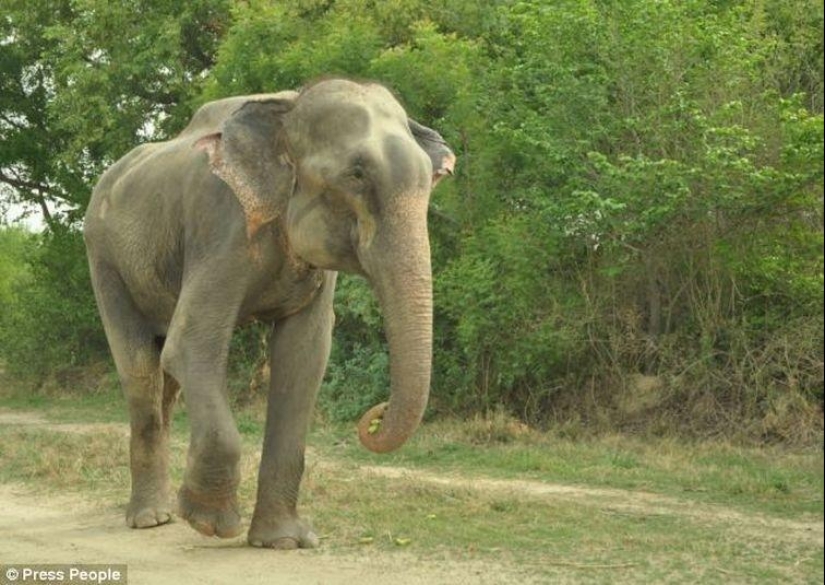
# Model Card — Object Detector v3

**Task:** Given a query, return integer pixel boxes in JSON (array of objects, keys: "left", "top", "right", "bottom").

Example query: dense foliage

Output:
[{"left": 1, "top": 0, "right": 822, "bottom": 439}]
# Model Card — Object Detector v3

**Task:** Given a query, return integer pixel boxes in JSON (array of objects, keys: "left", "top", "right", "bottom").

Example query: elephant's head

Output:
[{"left": 196, "top": 79, "right": 455, "bottom": 453}]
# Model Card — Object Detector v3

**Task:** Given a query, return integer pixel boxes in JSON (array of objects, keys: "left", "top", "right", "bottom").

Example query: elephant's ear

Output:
[
  {"left": 195, "top": 98, "right": 295, "bottom": 239},
  {"left": 408, "top": 119, "right": 456, "bottom": 187}
]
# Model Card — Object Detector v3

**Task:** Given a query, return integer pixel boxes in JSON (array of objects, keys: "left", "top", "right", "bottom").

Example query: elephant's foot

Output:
[
  {"left": 248, "top": 515, "right": 319, "bottom": 549},
  {"left": 178, "top": 485, "right": 242, "bottom": 538},
  {"left": 126, "top": 488, "right": 172, "bottom": 528},
  {"left": 126, "top": 490, "right": 173, "bottom": 529}
]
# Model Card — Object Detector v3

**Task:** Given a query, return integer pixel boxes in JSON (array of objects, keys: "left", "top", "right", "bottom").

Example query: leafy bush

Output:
[{"left": 0, "top": 227, "right": 107, "bottom": 380}]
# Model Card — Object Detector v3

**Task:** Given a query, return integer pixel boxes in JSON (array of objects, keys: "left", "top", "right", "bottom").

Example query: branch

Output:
[
  {"left": 0, "top": 168, "right": 48, "bottom": 193},
  {"left": 0, "top": 168, "right": 58, "bottom": 230},
  {"left": 35, "top": 196, "right": 56, "bottom": 229}
]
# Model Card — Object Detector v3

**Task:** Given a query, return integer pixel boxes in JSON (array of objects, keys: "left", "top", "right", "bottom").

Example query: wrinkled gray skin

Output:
[{"left": 84, "top": 79, "right": 455, "bottom": 548}]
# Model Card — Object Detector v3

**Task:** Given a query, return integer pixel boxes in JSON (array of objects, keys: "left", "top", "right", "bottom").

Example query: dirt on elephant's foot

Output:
[
  {"left": 247, "top": 516, "right": 319, "bottom": 549},
  {"left": 177, "top": 485, "right": 242, "bottom": 538}
]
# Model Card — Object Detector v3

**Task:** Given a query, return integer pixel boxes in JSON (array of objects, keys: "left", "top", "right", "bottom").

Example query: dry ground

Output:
[{"left": 0, "top": 483, "right": 522, "bottom": 585}]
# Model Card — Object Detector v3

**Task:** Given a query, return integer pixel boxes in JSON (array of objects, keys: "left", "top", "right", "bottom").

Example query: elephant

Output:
[{"left": 83, "top": 78, "right": 455, "bottom": 548}]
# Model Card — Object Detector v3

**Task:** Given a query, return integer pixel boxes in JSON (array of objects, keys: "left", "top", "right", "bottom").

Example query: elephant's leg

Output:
[
  {"left": 160, "top": 276, "right": 245, "bottom": 539},
  {"left": 89, "top": 262, "right": 173, "bottom": 528},
  {"left": 124, "top": 361, "right": 176, "bottom": 528},
  {"left": 248, "top": 272, "right": 336, "bottom": 549}
]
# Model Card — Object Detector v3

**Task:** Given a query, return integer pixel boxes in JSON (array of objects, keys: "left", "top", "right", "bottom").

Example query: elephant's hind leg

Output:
[{"left": 89, "top": 261, "right": 175, "bottom": 529}]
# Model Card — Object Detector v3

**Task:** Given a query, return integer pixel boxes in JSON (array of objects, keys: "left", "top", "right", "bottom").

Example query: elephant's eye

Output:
[
  {"left": 346, "top": 155, "right": 370, "bottom": 185},
  {"left": 344, "top": 164, "right": 369, "bottom": 192},
  {"left": 341, "top": 156, "right": 375, "bottom": 199}
]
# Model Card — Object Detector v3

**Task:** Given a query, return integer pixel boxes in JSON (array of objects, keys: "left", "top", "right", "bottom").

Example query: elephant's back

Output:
[
  {"left": 86, "top": 140, "right": 184, "bottom": 232},
  {"left": 87, "top": 89, "right": 300, "bottom": 213}
]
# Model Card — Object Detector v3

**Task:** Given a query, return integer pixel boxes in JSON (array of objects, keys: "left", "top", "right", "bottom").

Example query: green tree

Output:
[
  {"left": 1, "top": 0, "right": 232, "bottom": 379},
  {"left": 0, "top": 227, "right": 31, "bottom": 309},
  {"left": 1, "top": 0, "right": 232, "bottom": 224},
  {"left": 0, "top": 227, "right": 106, "bottom": 377}
]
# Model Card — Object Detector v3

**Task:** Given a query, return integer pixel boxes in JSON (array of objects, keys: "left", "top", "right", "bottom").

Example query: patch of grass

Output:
[
  {"left": 0, "top": 371, "right": 128, "bottom": 424},
  {"left": 0, "top": 427, "right": 131, "bottom": 494},
  {"left": 311, "top": 418, "right": 824, "bottom": 520},
  {"left": 236, "top": 409, "right": 265, "bottom": 438},
  {"left": 295, "top": 462, "right": 821, "bottom": 584}
]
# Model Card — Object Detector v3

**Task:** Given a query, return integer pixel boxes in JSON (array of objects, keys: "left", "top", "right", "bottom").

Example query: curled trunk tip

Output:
[
  {"left": 357, "top": 401, "right": 421, "bottom": 453},
  {"left": 357, "top": 402, "right": 394, "bottom": 453}
]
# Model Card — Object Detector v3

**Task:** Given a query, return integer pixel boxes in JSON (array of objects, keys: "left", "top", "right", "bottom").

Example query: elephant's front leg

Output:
[
  {"left": 248, "top": 272, "right": 336, "bottom": 549},
  {"left": 160, "top": 282, "right": 246, "bottom": 539}
]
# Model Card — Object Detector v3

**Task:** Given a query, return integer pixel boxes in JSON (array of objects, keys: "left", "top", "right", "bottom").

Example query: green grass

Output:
[
  {"left": 312, "top": 418, "right": 824, "bottom": 521},
  {"left": 0, "top": 427, "right": 130, "bottom": 491},
  {"left": 1, "top": 390, "right": 822, "bottom": 584},
  {"left": 303, "top": 470, "right": 820, "bottom": 583},
  {"left": 0, "top": 379, "right": 128, "bottom": 424}
]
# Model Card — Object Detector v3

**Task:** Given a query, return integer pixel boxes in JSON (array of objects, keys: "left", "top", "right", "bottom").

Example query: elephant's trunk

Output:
[{"left": 357, "top": 199, "right": 433, "bottom": 453}]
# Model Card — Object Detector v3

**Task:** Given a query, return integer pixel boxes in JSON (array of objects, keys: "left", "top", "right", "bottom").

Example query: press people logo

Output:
[{"left": 1, "top": 565, "right": 127, "bottom": 584}]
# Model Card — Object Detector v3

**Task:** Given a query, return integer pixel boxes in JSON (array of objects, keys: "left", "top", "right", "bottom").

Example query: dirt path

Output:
[
  {"left": 1, "top": 409, "right": 821, "bottom": 584},
  {"left": 0, "top": 484, "right": 516, "bottom": 585}
]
